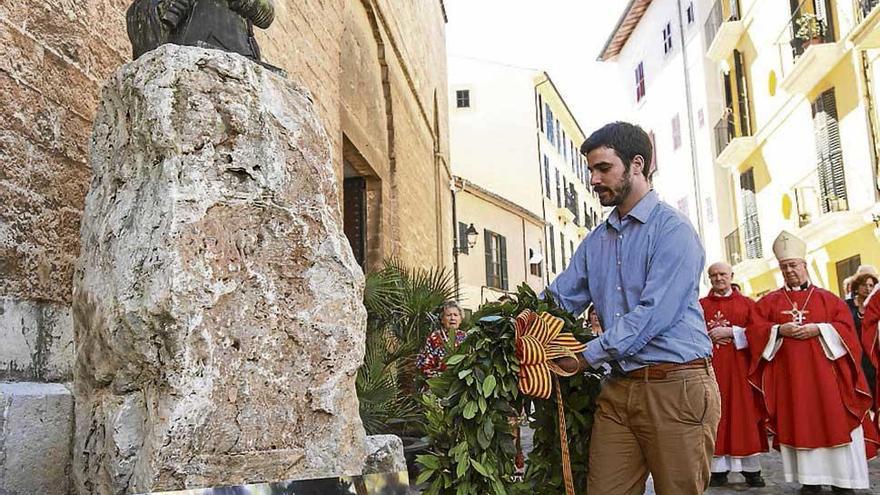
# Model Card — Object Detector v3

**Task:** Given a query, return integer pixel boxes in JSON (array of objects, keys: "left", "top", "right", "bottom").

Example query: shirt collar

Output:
[
  {"left": 606, "top": 190, "right": 659, "bottom": 230},
  {"left": 784, "top": 281, "right": 812, "bottom": 291}
]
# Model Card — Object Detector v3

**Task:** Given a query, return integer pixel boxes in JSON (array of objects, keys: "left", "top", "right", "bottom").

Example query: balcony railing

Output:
[
  {"left": 858, "top": 0, "right": 880, "bottom": 23},
  {"left": 785, "top": 0, "right": 837, "bottom": 60},
  {"left": 705, "top": 1, "right": 724, "bottom": 47},
  {"left": 713, "top": 116, "right": 734, "bottom": 158}
]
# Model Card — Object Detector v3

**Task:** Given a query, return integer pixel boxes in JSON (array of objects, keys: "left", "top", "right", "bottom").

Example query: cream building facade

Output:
[
  {"left": 600, "top": 0, "right": 880, "bottom": 297},
  {"left": 599, "top": 0, "right": 729, "bottom": 272},
  {"left": 448, "top": 57, "right": 602, "bottom": 312}
]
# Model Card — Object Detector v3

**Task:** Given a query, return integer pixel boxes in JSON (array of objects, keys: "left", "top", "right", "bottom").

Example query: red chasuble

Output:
[
  {"left": 749, "top": 286, "right": 878, "bottom": 458},
  {"left": 701, "top": 291, "right": 768, "bottom": 457},
  {"left": 861, "top": 292, "right": 880, "bottom": 412}
]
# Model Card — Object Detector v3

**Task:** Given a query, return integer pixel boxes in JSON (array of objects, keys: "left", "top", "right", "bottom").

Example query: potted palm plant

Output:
[{"left": 795, "top": 13, "right": 826, "bottom": 49}]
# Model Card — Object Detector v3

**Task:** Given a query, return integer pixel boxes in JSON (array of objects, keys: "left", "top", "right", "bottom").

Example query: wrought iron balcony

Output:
[
  {"left": 778, "top": 0, "right": 844, "bottom": 94},
  {"left": 724, "top": 228, "right": 743, "bottom": 266},
  {"left": 705, "top": 0, "right": 745, "bottom": 61}
]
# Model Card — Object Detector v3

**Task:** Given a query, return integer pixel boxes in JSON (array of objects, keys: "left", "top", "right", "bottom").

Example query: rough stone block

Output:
[
  {"left": 0, "top": 298, "right": 74, "bottom": 382},
  {"left": 73, "top": 44, "right": 367, "bottom": 494},
  {"left": 363, "top": 435, "right": 406, "bottom": 475},
  {"left": 0, "top": 382, "right": 74, "bottom": 495}
]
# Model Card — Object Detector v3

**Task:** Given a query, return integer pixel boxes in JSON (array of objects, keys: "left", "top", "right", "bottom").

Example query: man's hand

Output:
[
  {"left": 778, "top": 322, "right": 799, "bottom": 338},
  {"left": 708, "top": 326, "right": 734, "bottom": 343},
  {"left": 158, "top": 0, "right": 193, "bottom": 27},
  {"left": 791, "top": 324, "right": 820, "bottom": 340},
  {"left": 577, "top": 353, "right": 590, "bottom": 373}
]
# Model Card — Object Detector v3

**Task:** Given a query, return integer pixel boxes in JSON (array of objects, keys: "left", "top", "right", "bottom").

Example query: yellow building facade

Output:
[{"left": 707, "top": 0, "right": 880, "bottom": 296}]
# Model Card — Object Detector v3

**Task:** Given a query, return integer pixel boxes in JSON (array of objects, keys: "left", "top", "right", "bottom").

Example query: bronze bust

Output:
[{"left": 127, "top": 0, "right": 275, "bottom": 61}]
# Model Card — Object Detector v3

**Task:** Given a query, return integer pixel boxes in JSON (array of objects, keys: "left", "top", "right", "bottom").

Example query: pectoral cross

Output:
[
  {"left": 782, "top": 303, "right": 809, "bottom": 325},
  {"left": 707, "top": 311, "right": 730, "bottom": 329}
]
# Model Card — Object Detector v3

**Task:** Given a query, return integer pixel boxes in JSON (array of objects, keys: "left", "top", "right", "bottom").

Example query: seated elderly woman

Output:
[{"left": 415, "top": 301, "right": 467, "bottom": 378}]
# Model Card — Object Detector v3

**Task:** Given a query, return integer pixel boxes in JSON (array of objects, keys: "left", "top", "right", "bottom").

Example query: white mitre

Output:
[{"left": 772, "top": 230, "right": 806, "bottom": 262}]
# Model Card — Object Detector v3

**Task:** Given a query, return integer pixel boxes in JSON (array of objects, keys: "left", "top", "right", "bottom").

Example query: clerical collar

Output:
[
  {"left": 712, "top": 288, "right": 733, "bottom": 297},
  {"left": 785, "top": 281, "right": 811, "bottom": 291}
]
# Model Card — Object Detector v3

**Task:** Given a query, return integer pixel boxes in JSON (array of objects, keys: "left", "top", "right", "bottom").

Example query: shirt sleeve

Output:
[
  {"left": 545, "top": 238, "right": 592, "bottom": 316},
  {"left": 584, "top": 220, "right": 704, "bottom": 365}
]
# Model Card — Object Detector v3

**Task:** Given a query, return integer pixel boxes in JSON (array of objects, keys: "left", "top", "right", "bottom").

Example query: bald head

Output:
[{"left": 708, "top": 262, "right": 733, "bottom": 295}]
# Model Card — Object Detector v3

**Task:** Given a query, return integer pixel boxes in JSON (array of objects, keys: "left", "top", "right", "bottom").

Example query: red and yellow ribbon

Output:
[{"left": 514, "top": 310, "right": 587, "bottom": 495}]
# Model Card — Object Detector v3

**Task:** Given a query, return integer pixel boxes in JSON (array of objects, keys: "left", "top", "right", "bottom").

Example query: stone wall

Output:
[
  {"left": 0, "top": 1, "right": 451, "bottom": 493},
  {"left": 0, "top": 0, "right": 452, "bottom": 382}
]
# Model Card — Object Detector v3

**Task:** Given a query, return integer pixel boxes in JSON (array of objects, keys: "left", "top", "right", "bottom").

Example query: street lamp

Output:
[{"left": 455, "top": 223, "right": 479, "bottom": 254}]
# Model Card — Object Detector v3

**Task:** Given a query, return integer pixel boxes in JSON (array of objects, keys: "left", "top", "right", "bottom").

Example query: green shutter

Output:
[
  {"left": 500, "top": 235, "right": 508, "bottom": 291},
  {"left": 484, "top": 230, "right": 494, "bottom": 288}
]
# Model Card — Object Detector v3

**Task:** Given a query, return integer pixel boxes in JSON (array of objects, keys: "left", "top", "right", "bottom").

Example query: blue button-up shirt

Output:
[{"left": 547, "top": 190, "right": 712, "bottom": 372}]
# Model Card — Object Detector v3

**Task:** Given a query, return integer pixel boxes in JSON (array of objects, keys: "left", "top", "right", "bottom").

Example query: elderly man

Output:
[
  {"left": 700, "top": 262, "right": 767, "bottom": 488},
  {"left": 749, "top": 231, "right": 878, "bottom": 494}
]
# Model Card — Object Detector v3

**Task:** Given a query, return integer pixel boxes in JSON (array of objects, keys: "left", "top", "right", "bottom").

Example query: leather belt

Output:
[{"left": 622, "top": 357, "right": 712, "bottom": 380}]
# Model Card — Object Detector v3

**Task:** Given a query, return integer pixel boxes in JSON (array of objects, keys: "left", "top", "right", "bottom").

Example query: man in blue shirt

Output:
[{"left": 547, "top": 122, "right": 720, "bottom": 495}]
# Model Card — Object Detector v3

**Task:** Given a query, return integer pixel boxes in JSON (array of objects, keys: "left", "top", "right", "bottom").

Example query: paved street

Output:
[
  {"left": 645, "top": 451, "right": 880, "bottom": 494},
  {"left": 519, "top": 427, "right": 880, "bottom": 494}
]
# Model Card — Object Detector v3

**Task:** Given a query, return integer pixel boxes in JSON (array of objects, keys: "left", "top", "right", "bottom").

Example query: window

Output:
[
  {"left": 635, "top": 62, "right": 646, "bottom": 102},
  {"left": 662, "top": 23, "right": 673, "bottom": 55},
  {"left": 836, "top": 255, "right": 861, "bottom": 296},
  {"left": 549, "top": 225, "right": 557, "bottom": 273},
  {"left": 672, "top": 114, "right": 682, "bottom": 150},
  {"left": 538, "top": 94, "right": 544, "bottom": 132},
  {"left": 812, "top": 88, "right": 848, "bottom": 213},
  {"left": 556, "top": 119, "right": 562, "bottom": 150},
  {"left": 456, "top": 89, "right": 470, "bottom": 108},
  {"left": 560, "top": 232, "right": 567, "bottom": 270},
  {"left": 543, "top": 156, "right": 551, "bottom": 199},
  {"left": 740, "top": 168, "right": 763, "bottom": 259},
  {"left": 457, "top": 222, "right": 470, "bottom": 255},
  {"left": 556, "top": 169, "right": 562, "bottom": 207},
  {"left": 484, "top": 230, "right": 508, "bottom": 290},
  {"left": 545, "top": 104, "right": 555, "bottom": 142},
  {"left": 528, "top": 248, "right": 542, "bottom": 277},
  {"left": 686, "top": 2, "right": 695, "bottom": 24}
]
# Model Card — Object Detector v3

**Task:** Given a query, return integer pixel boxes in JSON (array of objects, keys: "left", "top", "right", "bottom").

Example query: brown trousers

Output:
[{"left": 587, "top": 366, "right": 721, "bottom": 495}]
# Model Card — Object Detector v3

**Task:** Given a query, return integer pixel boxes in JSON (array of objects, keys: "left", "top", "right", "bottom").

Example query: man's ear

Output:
[{"left": 631, "top": 154, "right": 646, "bottom": 176}]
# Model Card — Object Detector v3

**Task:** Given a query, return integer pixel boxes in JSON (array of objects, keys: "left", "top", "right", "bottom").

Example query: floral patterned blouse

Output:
[{"left": 415, "top": 328, "right": 467, "bottom": 378}]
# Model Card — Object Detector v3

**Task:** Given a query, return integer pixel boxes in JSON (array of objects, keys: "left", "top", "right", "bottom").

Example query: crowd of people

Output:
[{"left": 413, "top": 122, "right": 880, "bottom": 493}]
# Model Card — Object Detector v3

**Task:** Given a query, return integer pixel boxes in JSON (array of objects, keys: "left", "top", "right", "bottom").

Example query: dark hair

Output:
[
  {"left": 580, "top": 122, "right": 654, "bottom": 180},
  {"left": 852, "top": 273, "right": 878, "bottom": 295}
]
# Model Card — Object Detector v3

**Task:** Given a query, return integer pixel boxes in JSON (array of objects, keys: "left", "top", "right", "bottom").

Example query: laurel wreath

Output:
[{"left": 415, "top": 284, "right": 602, "bottom": 495}]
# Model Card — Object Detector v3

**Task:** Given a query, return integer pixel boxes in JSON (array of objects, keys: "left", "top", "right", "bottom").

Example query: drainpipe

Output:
[
  {"left": 451, "top": 177, "right": 461, "bottom": 297},
  {"left": 676, "top": 0, "right": 707, "bottom": 243},
  {"left": 534, "top": 75, "right": 552, "bottom": 286},
  {"left": 856, "top": 48, "right": 880, "bottom": 199}
]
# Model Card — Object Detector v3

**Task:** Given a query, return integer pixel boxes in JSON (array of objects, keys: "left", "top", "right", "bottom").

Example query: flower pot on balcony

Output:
[{"left": 802, "top": 36, "right": 824, "bottom": 49}]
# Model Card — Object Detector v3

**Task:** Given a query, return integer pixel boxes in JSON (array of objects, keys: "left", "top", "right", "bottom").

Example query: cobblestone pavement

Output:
[
  {"left": 519, "top": 427, "right": 880, "bottom": 494},
  {"left": 643, "top": 451, "right": 880, "bottom": 494}
]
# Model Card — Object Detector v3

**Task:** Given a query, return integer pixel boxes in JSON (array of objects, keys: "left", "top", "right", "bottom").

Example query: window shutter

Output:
[
  {"left": 812, "top": 88, "right": 847, "bottom": 213},
  {"left": 500, "top": 236, "right": 508, "bottom": 290},
  {"left": 549, "top": 225, "right": 556, "bottom": 273},
  {"left": 457, "top": 222, "right": 469, "bottom": 255},
  {"left": 484, "top": 230, "right": 494, "bottom": 288}
]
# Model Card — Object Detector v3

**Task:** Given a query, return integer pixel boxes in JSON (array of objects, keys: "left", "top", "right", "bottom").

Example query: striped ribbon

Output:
[{"left": 514, "top": 310, "right": 587, "bottom": 495}]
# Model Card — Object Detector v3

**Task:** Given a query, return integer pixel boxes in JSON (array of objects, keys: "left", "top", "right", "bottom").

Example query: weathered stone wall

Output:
[
  {"left": 73, "top": 45, "right": 367, "bottom": 494},
  {"left": 0, "top": 0, "right": 452, "bottom": 382}
]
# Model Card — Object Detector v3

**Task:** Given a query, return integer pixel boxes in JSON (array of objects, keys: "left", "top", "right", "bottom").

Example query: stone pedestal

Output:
[{"left": 73, "top": 44, "right": 366, "bottom": 494}]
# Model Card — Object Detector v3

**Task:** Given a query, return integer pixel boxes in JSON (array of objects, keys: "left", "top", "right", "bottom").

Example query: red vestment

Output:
[
  {"left": 748, "top": 286, "right": 878, "bottom": 458},
  {"left": 700, "top": 291, "right": 768, "bottom": 457},
  {"left": 861, "top": 291, "right": 880, "bottom": 413}
]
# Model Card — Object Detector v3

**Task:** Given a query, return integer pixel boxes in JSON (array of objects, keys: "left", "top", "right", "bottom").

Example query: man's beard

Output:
[{"left": 594, "top": 171, "right": 633, "bottom": 207}]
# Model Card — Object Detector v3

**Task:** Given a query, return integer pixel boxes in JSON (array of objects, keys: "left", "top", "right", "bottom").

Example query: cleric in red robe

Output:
[
  {"left": 861, "top": 287, "right": 880, "bottom": 412},
  {"left": 700, "top": 261, "right": 767, "bottom": 488},
  {"left": 748, "top": 231, "right": 878, "bottom": 494}
]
